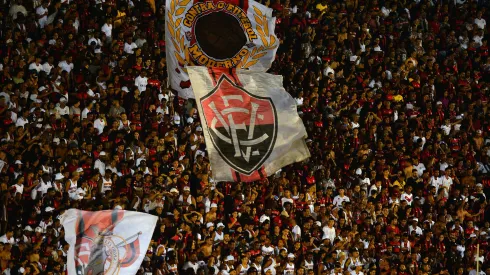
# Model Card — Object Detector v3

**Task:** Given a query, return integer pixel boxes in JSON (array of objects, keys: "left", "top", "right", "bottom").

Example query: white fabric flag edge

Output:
[{"left": 61, "top": 209, "right": 158, "bottom": 275}]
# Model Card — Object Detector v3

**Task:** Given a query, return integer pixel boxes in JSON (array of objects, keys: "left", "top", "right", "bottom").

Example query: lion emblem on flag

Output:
[{"left": 74, "top": 210, "right": 142, "bottom": 275}]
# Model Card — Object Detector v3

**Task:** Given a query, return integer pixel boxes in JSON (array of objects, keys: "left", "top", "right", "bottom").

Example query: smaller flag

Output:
[{"left": 61, "top": 209, "right": 157, "bottom": 275}]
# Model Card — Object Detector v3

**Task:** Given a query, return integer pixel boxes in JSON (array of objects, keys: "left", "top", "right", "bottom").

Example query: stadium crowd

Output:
[{"left": 0, "top": 0, "right": 489, "bottom": 274}]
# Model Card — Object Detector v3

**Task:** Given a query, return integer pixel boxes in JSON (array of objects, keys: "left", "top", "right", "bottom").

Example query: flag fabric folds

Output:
[
  {"left": 61, "top": 209, "right": 157, "bottom": 275},
  {"left": 187, "top": 66, "right": 310, "bottom": 182},
  {"left": 165, "top": 0, "right": 278, "bottom": 99}
]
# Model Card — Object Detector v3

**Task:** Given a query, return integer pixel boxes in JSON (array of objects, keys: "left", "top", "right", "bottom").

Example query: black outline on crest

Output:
[{"left": 200, "top": 74, "right": 278, "bottom": 175}]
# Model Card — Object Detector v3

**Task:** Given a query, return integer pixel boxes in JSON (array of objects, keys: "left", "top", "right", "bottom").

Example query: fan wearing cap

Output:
[
  {"left": 22, "top": 226, "right": 34, "bottom": 243},
  {"left": 206, "top": 203, "right": 218, "bottom": 223},
  {"left": 190, "top": 124, "right": 203, "bottom": 144},
  {"left": 223, "top": 255, "right": 236, "bottom": 273},
  {"left": 177, "top": 185, "right": 196, "bottom": 209},
  {"left": 283, "top": 253, "right": 295, "bottom": 274},
  {"left": 472, "top": 183, "right": 487, "bottom": 204},
  {"left": 213, "top": 222, "right": 225, "bottom": 245},
  {"left": 352, "top": 261, "right": 365, "bottom": 274},
  {"left": 94, "top": 151, "right": 107, "bottom": 176},
  {"left": 55, "top": 97, "right": 70, "bottom": 117},
  {"left": 408, "top": 217, "right": 423, "bottom": 236},
  {"left": 173, "top": 113, "right": 181, "bottom": 126},
  {"left": 345, "top": 247, "right": 361, "bottom": 272},
  {"left": 52, "top": 173, "right": 65, "bottom": 193}
]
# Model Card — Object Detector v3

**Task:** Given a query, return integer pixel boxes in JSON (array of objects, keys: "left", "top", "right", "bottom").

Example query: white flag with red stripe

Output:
[
  {"left": 61, "top": 209, "right": 157, "bottom": 275},
  {"left": 165, "top": 0, "right": 278, "bottom": 99},
  {"left": 187, "top": 66, "right": 310, "bottom": 182}
]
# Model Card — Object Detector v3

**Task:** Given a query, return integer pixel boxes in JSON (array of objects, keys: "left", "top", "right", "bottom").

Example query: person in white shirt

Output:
[
  {"left": 440, "top": 169, "right": 454, "bottom": 198},
  {"left": 381, "top": 5, "right": 391, "bottom": 17},
  {"left": 94, "top": 114, "right": 107, "bottom": 135},
  {"left": 281, "top": 190, "right": 294, "bottom": 207},
  {"left": 333, "top": 187, "right": 350, "bottom": 208},
  {"left": 350, "top": 263, "right": 364, "bottom": 275},
  {"left": 323, "top": 62, "right": 335, "bottom": 77},
  {"left": 101, "top": 18, "right": 113, "bottom": 42},
  {"left": 439, "top": 159, "right": 449, "bottom": 172},
  {"left": 291, "top": 219, "right": 301, "bottom": 242},
  {"left": 55, "top": 97, "right": 69, "bottom": 117},
  {"left": 284, "top": 254, "right": 296, "bottom": 275},
  {"left": 430, "top": 170, "right": 443, "bottom": 194},
  {"left": 37, "top": 180, "right": 52, "bottom": 197},
  {"left": 0, "top": 229, "right": 15, "bottom": 244},
  {"left": 261, "top": 239, "right": 274, "bottom": 256},
  {"left": 182, "top": 254, "right": 200, "bottom": 274},
  {"left": 322, "top": 219, "right": 336, "bottom": 242},
  {"left": 400, "top": 185, "right": 414, "bottom": 206},
  {"left": 408, "top": 218, "right": 423, "bottom": 236},
  {"left": 36, "top": 1, "right": 49, "bottom": 28},
  {"left": 475, "top": 11, "right": 486, "bottom": 29},
  {"left": 135, "top": 71, "right": 148, "bottom": 92},
  {"left": 441, "top": 122, "right": 451, "bottom": 135},
  {"left": 0, "top": 91, "right": 10, "bottom": 105},
  {"left": 474, "top": 32, "right": 484, "bottom": 47},
  {"left": 58, "top": 56, "right": 74, "bottom": 73},
  {"left": 81, "top": 102, "right": 93, "bottom": 120},
  {"left": 124, "top": 37, "right": 138, "bottom": 54},
  {"left": 88, "top": 33, "right": 103, "bottom": 47},
  {"left": 295, "top": 95, "right": 304, "bottom": 106},
  {"left": 15, "top": 110, "right": 29, "bottom": 128},
  {"left": 412, "top": 158, "right": 426, "bottom": 177},
  {"left": 135, "top": 34, "right": 147, "bottom": 48},
  {"left": 28, "top": 57, "right": 43, "bottom": 73},
  {"left": 94, "top": 152, "right": 107, "bottom": 176},
  {"left": 43, "top": 56, "right": 54, "bottom": 75},
  {"left": 156, "top": 99, "right": 169, "bottom": 115},
  {"left": 13, "top": 177, "right": 24, "bottom": 196}
]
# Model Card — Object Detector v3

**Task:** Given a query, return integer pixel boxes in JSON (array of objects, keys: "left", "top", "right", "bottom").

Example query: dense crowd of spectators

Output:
[{"left": 0, "top": 0, "right": 489, "bottom": 274}]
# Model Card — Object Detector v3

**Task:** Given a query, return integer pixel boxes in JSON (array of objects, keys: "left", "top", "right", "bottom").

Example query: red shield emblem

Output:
[{"left": 201, "top": 74, "right": 277, "bottom": 175}]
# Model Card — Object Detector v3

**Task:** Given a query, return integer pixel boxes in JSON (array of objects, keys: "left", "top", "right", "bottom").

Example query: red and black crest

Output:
[
  {"left": 74, "top": 210, "right": 141, "bottom": 275},
  {"left": 201, "top": 68, "right": 277, "bottom": 175}
]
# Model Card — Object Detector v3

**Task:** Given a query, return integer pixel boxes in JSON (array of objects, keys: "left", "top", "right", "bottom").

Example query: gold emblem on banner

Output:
[{"left": 167, "top": 0, "right": 277, "bottom": 70}]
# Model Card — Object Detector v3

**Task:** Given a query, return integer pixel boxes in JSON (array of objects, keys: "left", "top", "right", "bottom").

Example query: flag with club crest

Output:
[
  {"left": 187, "top": 66, "right": 310, "bottom": 182},
  {"left": 61, "top": 209, "right": 157, "bottom": 275},
  {"left": 165, "top": 0, "right": 278, "bottom": 99}
]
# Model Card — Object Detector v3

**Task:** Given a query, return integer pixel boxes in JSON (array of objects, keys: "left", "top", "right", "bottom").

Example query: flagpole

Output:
[{"left": 476, "top": 243, "right": 480, "bottom": 274}]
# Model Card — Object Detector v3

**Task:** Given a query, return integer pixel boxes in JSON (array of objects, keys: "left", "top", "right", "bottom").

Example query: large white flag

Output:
[
  {"left": 187, "top": 66, "right": 310, "bottom": 182},
  {"left": 165, "top": 0, "right": 278, "bottom": 99},
  {"left": 61, "top": 209, "right": 157, "bottom": 275}
]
